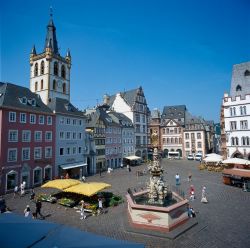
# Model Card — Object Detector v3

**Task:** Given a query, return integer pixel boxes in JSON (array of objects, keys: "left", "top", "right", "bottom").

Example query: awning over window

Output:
[
  {"left": 124, "top": 156, "right": 142, "bottom": 160},
  {"left": 60, "top": 162, "right": 87, "bottom": 170}
]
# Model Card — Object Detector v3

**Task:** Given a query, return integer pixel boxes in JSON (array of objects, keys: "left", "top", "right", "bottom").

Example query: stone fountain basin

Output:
[{"left": 126, "top": 190, "right": 189, "bottom": 232}]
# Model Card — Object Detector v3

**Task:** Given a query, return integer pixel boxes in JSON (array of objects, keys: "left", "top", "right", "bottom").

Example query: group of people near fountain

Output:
[{"left": 189, "top": 185, "right": 208, "bottom": 203}]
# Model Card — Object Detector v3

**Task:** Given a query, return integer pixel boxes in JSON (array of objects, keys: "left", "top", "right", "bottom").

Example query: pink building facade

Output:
[{"left": 0, "top": 83, "right": 55, "bottom": 195}]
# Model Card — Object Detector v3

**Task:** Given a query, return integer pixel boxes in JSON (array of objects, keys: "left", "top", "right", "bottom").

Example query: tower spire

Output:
[{"left": 44, "top": 7, "right": 59, "bottom": 55}]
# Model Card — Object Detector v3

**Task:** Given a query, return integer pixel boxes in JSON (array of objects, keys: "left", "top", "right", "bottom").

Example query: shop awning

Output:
[
  {"left": 124, "top": 156, "right": 141, "bottom": 160},
  {"left": 60, "top": 162, "right": 87, "bottom": 170}
]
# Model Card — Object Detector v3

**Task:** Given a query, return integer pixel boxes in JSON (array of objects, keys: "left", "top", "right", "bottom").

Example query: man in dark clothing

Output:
[{"left": 35, "top": 200, "right": 44, "bottom": 219}]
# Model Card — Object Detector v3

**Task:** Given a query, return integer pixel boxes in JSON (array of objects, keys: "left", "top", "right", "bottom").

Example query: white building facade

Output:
[{"left": 222, "top": 62, "right": 250, "bottom": 159}]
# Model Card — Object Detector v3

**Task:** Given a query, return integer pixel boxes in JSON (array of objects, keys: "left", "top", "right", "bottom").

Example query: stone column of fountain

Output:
[{"left": 147, "top": 131, "right": 168, "bottom": 205}]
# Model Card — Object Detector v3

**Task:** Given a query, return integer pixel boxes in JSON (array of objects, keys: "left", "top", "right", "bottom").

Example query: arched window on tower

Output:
[
  {"left": 41, "top": 80, "right": 43, "bottom": 90},
  {"left": 246, "top": 137, "right": 250, "bottom": 146},
  {"left": 61, "top": 65, "right": 66, "bottom": 79},
  {"left": 53, "top": 80, "right": 56, "bottom": 90},
  {"left": 235, "top": 137, "right": 239, "bottom": 146},
  {"left": 34, "top": 63, "right": 38, "bottom": 76},
  {"left": 35, "top": 82, "right": 38, "bottom": 91},
  {"left": 242, "top": 137, "right": 245, "bottom": 146},
  {"left": 231, "top": 137, "right": 234, "bottom": 146},
  {"left": 244, "top": 70, "right": 250, "bottom": 76},
  {"left": 41, "top": 61, "right": 44, "bottom": 75},
  {"left": 62, "top": 83, "right": 66, "bottom": 94},
  {"left": 54, "top": 62, "right": 58, "bottom": 76},
  {"left": 236, "top": 85, "right": 242, "bottom": 92}
]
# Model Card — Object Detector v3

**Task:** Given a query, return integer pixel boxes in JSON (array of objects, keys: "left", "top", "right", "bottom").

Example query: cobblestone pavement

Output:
[{"left": 4, "top": 159, "right": 250, "bottom": 248}]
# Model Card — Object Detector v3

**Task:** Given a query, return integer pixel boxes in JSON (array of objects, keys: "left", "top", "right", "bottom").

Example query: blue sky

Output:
[{"left": 1, "top": 0, "right": 249, "bottom": 122}]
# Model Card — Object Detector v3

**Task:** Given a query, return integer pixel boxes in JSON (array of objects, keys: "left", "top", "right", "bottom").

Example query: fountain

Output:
[{"left": 126, "top": 130, "right": 189, "bottom": 233}]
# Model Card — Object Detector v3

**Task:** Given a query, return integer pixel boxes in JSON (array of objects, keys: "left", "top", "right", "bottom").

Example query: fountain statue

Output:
[{"left": 147, "top": 130, "right": 168, "bottom": 204}]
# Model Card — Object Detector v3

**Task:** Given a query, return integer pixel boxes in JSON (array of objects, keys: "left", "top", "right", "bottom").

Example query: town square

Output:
[{"left": 0, "top": 0, "right": 250, "bottom": 247}]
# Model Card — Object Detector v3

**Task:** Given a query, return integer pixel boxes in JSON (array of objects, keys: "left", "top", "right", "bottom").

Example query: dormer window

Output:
[
  {"left": 28, "top": 98, "right": 36, "bottom": 106},
  {"left": 19, "top": 97, "right": 27, "bottom": 104},
  {"left": 236, "top": 84, "right": 242, "bottom": 92},
  {"left": 244, "top": 70, "right": 250, "bottom": 76}
]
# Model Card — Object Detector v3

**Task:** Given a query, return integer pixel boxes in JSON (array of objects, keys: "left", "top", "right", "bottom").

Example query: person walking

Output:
[
  {"left": 188, "top": 172, "right": 192, "bottom": 182},
  {"left": 175, "top": 173, "right": 180, "bottom": 185},
  {"left": 13, "top": 185, "right": 18, "bottom": 198},
  {"left": 189, "top": 185, "right": 195, "bottom": 201},
  {"left": 201, "top": 186, "right": 208, "bottom": 203},
  {"left": 80, "top": 200, "right": 86, "bottom": 220},
  {"left": 35, "top": 200, "right": 44, "bottom": 219},
  {"left": 30, "top": 188, "right": 35, "bottom": 201},
  {"left": 24, "top": 205, "right": 31, "bottom": 217},
  {"left": 20, "top": 182, "right": 25, "bottom": 197},
  {"left": 98, "top": 198, "right": 103, "bottom": 214}
]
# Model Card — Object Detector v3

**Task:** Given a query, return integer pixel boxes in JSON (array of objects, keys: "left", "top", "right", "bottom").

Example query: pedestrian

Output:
[
  {"left": 189, "top": 185, "right": 195, "bottom": 201},
  {"left": 35, "top": 200, "right": 44, "bottom": 219},
  {"left": 98, "top": 198, "right": 103, "bottom": 214},
  {"left": 201, "top": 186, "right": 208, "bottom": 203},
  {"left": 13, "top": 185, "right": 18, "bottom": 198},
  {"left": 175, "top": 173, "right": 180, "bottom": 185},
  {"left": 80, "top": 200, "right": 86, "bottom": 220},
  {"left": 30, "top": 188, "right": 35, "bottom": 201},
  {"left": 24, "top": 205, "right": 31, "bottom": 217},
  {"left": 188, "top": 172, "right": 192, "bottom": 182},
  {"left": 190, "top": 207, "right": 196, "bottom": 217},
  {"left": 127, "top": 164, "right": 131, "bottom": 172},
  {"left": 20, "top": 183, "right": 25, "bottom": 197}
]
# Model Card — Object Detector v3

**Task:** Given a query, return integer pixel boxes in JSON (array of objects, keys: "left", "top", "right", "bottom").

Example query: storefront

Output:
[
  {"left": 222, "top": 168, "right": 250, "bottom": 191},
  {"left": 60, "top": 162, "right": 87, "bottom": 179}
]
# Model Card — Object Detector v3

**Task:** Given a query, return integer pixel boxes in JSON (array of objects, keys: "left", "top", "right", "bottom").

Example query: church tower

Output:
[{"left": 30, "top": 11, "right": 71, "bottom": 105}]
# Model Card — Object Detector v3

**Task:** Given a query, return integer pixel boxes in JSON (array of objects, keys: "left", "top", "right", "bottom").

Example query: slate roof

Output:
[
  {"left": 108, "top": 87, "right": 144, "bottom": 107},
  {"left": 151, "top": 108, "right": 161, "bottom": 119},
  {"left": 47, "top": 97, "right": 84, "bottom": 117},
  {"left": 0, "top": 82, "right": 53, "bottom": 114},
  {"left": 44, "top": 17, "right": 59, "bottom": 55},
  {"left": 108, "top": 111, "right": 134, "bottom": 128},
  {"left": 162, "top": 105, "right": 186, "bottom": 119}
]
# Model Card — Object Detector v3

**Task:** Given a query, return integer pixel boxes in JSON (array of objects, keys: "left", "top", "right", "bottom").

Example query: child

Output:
[{"left": 189, "top": 185, "right": 195, "bottom": 201}]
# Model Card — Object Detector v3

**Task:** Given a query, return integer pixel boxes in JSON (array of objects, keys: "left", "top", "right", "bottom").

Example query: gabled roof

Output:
[
  {"left": 47, "top": 98, "right": 84, "bottom": 117},
  {"left": 108, "top": 87, "right": 145, "bottom": 107},
  {"left": 162, "top": 105, "right": 186, "bottom": 119},
  {"left": 0, "top": 82, "right": 53, "bottom": 114},
  {"left": 108, "top": 111, "right": 134, "bottom": 128}
]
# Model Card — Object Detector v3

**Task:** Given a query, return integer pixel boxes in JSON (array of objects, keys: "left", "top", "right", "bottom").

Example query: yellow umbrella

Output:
[
  {"left": 41, "top": 179, "right": 81, "bottom": 190},
  {"left": 64, "top": 182, "right": 111, "bottom": 196}
]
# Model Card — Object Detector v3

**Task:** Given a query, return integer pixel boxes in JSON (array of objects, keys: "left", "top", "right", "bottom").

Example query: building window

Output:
[
  {"left": 8, "top": 148, "right": 17, "bottom": 162},
  {"left": 185, "top": 133, "right": 189, "bottom": 139},
  {"left": 34, "top": 147, "right": 42, "bottom": 159},
  {"left": 39, "top": 115, "right": 44, "bottom": 124},
  {"left": 41, "top": 80, "right": 44, "bottom": 90},
  {"left": 33, "top": 167, "right": 42, "bottom": 185},
  {"left": 35, "top": 81, "right": 38, "bottom": 91},
  {"left": 34, "top": 63, "right": 38, "bottom": 76},
  {"left": 230, "top": 121, "right": 237, "bottom": 131},
  {"left": 6, "top": 170, "right": 18, "bottom": 191},
  {"left": 197, "top": 133, "right": 201, "bottom": 139},
  {"left": 9, "top": 112, "right": 16, "bottom": 122},
  {"left": 231, "top": 137, "right": 239, "bottom": 146},
  {"left": 78, "top": 132, "right": 82, "bottom": 139},
  {"left": 72, "top": 132, "right": 76, "bottom": 139},
  {"left": 191, "top": 133, "right": 195, "bottom": 139},
  {"left": 236, "top": 85, "right": 242, "bottom": 92},
  {"left": 186, "top": 142, "right": 190, "bottom": 148},
  {"left": 66, "top": 147, "right": 70, "bottom": 155},
  {"left": 45, "top": 147, "right": 52, "bottom": 158},
  {"left": 142, "top": 115, "right": 145, "bottom": 123},
  {"left": 230, "top": 107, "right": 236, "bottom": 116},
  {"left": 8, "top": 130, "right": 18, "bottom": 142},
  {"left": 59, "top": 148, "right": 64, "bottom": 156},
  {"left": 78, "top": 147, "right": 82, "bottom": 154},
  {"left": 22, "top": 148, "right": 30, "bottom": 161},
  {"left": 66, "top": 132, "right": 71, "bottom": 139},
  {"left": 41, "top": 61, "right": 44, "bottom": 74},
  {"left": 54, "top": 62, "right": 58, "bottom": 75},
  {"left": 240, "top": 106, "right": 247, "bottom": 115},
  {"left": 20, "top": 113, "right": 26, "bottom": 123},
  {"left": 135, "top": 114, "right": 140, "bottom": 122},
  {"left": 53, "top": 80, "right": 57, "bottom": 90},
  {"left": 245, "top": 70, "right": 250, "bottom": 76},
  {"left": 60, "top": 117, "right": 64, "bottom": 124},
  {"left": 30, "top": 114, "right": 36, "bottom": 124},
  {"left": 197, "top": 142, "right": 202, "bottom": 148},
  {"left": 63, "top": 83, "right": 66, "bottom": 94},
  {"left": 240, "top": 120, "right": 248, "bottom": 130},
  {"left": 47, "top": 116, "right": 52, "bottom": 125},
  {"left": 61, "top": 65, "right": 66, "bottom": 79},
  {"left": 179, "top": 138, "right": 182, "bottom": 144},
  {"left": 79, "top": 120, "right": 82, "bottom": 126},
  {"left": 66, "top": 118, "right": 70, "bottom": 125},
  {"left": 72, "top": 119, "right": 76, "bottom": 125},
  {"left": 72, "top": 147, "right": 76, "bottom": 154},
  {"left": 22, "top": 130, "right": 31, "bottom": 142},
  {"left": 35, "top": 131, "right": 42, "bottom": 142},
  {"left": 45, "top": 131, "right": 52, "bottom": 141},
  {"left": 175, "top": 138, "right": 178, "bottom": 143},
  {"left": 59, "top": 132, "right": 64, "bottom": 139}
]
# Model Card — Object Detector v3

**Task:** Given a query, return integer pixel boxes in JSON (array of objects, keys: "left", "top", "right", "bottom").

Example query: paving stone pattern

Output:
[{"left": 4, "top": 159, "right": 250, "bottom": 248}]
